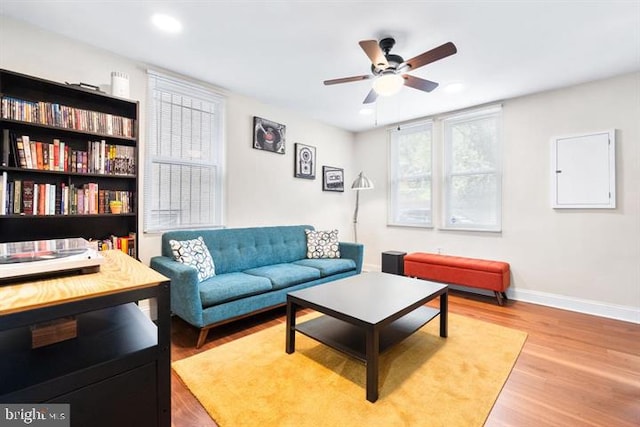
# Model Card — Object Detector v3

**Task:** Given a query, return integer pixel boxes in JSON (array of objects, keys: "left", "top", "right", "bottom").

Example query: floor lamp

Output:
[{"left": 351, "top": 171, "right": 374, "bottom": 243}]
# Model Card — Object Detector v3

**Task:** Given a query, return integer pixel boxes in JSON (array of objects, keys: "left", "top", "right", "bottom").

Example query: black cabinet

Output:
[
  {"left": 0, "top": 251, "right": 171, "bottom": 427},
  {"left": 0, "top": 69, "right": 138, "bottom": 255}
]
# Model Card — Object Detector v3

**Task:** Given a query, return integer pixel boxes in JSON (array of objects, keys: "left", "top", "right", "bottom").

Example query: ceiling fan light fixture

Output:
[{"left": 372, "top": 73, "right": 404, "bottom": 96}]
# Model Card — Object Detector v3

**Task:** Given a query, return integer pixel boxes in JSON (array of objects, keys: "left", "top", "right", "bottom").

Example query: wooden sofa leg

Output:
[
  {"left": 196, "top": 328, "right": 210, "bottom": 349},
  {"left": 494, "top": 291, "right": 504, "bottom": 306}
]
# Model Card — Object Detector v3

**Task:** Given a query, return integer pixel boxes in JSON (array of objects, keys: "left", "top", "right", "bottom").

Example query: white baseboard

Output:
[
  {"left": 508, "top": 288, "right": 640, "bottom": 324},
  {"left": 366, "top": 264, "right": 640, "bottom": 324},
  {"left": 444, "top": 284, "right": 639, "bottom": 324}
]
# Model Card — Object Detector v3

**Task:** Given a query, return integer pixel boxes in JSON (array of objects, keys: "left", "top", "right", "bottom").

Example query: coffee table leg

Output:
[
  {"left": 365, "top": 327, "right": 380, "bottom": 402},
  {"left": 286, "top": 299, "right": 297, "bottom": 354},
  {"left": 440, "top": 289, "right": 448, "bottom": 338}
]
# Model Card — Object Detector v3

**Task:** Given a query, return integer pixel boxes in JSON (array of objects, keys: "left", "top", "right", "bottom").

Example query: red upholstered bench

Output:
[{"left": 404, "top": 252, "right": 511, "bottom": 305}]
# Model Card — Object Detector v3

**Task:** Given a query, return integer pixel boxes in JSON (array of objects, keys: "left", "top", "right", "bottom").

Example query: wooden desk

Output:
[{"left": 0, "top": 250, "right": 171, "bottom": 427}]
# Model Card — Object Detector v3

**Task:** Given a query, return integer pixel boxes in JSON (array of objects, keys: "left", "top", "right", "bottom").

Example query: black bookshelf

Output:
[{"left": 0, "top": 69, "right": 138, "bottom": 255}]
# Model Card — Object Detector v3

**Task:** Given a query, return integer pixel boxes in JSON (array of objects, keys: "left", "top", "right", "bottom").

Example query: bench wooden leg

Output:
[
  {"left": 196, "top": 328, "right": 210, "bottom": 348},
  {"left": 494, "top": 291, "right": 504, "bottom": 306}
]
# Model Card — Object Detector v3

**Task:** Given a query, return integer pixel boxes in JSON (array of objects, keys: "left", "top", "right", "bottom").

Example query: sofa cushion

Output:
[
  {"left": 244, "top": 263, "right": 321, "bottom": 290},
  {"left": 199, "top": 272, "right": 272, "bottom": 307},
  {"left": 169, "top": 236, "right": 215, "bottom": 282},
  {"left": 305, "top": 229, "right": 340, "bottom": 259},
  {"left": 293, "top": 258, "right": 356, "bottom": 277}
]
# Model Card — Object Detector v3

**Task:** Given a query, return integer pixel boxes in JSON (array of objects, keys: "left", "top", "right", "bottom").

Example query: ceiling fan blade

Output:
[
  {"left": 363, "top": 89, "right": 378, "bottom": 104},
  {"left": 404, "top": 42, "right": 457, "bottom": 71},
  {"left": 324, "top": 75, "right": 372, "bottom": 86},
  {"left": 359, "top": 40, "right": 389, "bottom": 69},
  {"left": 403, "top": 75, "right": 439, "bottom": 92}
]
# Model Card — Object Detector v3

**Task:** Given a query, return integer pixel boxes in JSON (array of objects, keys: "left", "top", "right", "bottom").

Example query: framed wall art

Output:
[
  {"left": 253, "top": 116, "right": 285, "bottom": 154},
  {"left": 322, "top": 166, "right": 344, "bottom": 192},
  {"left": 294, "top": 143, "right": 316, "bottom": 179}
]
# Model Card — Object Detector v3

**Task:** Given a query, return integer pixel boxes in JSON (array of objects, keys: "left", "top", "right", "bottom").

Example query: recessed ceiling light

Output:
[
  {"left": 359, "top": 108, "right": 374, "bottom": 115},
  {"left": 444, "top": 82, "right": 464, "bottom": 93},
  {"left": 151, "top": 13, "right": 182, "bottom": 33}
]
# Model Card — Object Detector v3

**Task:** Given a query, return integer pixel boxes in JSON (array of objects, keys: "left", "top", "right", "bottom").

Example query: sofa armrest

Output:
[
  {"left": 150, "top": 256, "right": 204, "bottom": 327},
  {"left": 339, "top": 242, "right": 364, "bottom": 274}
]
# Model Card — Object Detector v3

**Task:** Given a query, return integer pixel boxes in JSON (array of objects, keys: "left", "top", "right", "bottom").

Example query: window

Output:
[
  {"left": 388, "top": 122, "right": 433, "bottom": 227},
  {"left": 144, "top": 71, "right": 225, "bottom": 232},
  {"left": 443, "top": 106, "right": 502, "bottom": 231}
]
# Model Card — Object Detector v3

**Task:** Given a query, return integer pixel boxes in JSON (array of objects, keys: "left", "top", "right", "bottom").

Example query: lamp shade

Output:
[
  {"left": 372, "top": 73, "right": 404, "bottom": 96},
  {"left": 351, "top": 171, "right": 374, "bottom": 190}
]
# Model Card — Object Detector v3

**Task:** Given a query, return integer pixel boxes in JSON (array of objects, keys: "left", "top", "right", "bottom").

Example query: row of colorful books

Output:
[
  {"left": 0, "top": 173, "right": 133, "bottom": 216},
  {"left": 1, "top": 96, "right": 135, "bottom": 138},
  {"left": 2, "top": 131, "right": 135, "bottom": 175},
  {"left": 90, "top": 232, "right": 137, "bottom": 258}
]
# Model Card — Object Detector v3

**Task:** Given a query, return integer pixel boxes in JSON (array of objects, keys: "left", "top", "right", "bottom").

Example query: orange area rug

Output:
[{"left": 173, "top": 312, "right": 527, "bottom": 427}]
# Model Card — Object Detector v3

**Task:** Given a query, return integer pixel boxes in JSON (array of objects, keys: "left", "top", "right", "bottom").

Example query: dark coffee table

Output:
[{"left": 286, "top": 272, "right": 448, "bottom": 402}]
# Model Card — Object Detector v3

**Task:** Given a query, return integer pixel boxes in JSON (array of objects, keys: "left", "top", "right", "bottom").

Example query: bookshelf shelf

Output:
[
  {"left": 1, "top": 165, "right": 136, "bottom": 179},
  {"left": 0, "top": 118, "right": 137, "bottom": 143},
  {"left": 0, "top": 69, "right": 138, "bottom": 256},
  {"left": 0, "top": 212, "right": 136, "bottom": 219}
]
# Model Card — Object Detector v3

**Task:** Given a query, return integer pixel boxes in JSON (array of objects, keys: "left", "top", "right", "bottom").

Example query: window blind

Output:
[{"left": 145, "top": 71, "right": 225, "bottom": 232}]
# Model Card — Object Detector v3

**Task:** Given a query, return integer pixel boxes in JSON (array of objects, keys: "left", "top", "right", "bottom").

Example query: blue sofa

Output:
[{"left": 150, "top": 225, "right": 364, "bottom": 347}]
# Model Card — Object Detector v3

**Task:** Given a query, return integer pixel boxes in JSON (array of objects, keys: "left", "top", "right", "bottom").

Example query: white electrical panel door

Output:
[{"left": 551, "top": 130, "right": 615, "bottom": 209}]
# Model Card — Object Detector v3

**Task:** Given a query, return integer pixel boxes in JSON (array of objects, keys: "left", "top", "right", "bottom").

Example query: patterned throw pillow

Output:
[
  {"left": 169, "top": 236, "right": 216, "bottom": 282},
  {"left": 305, "top": 229, "right": 341, "bottom": 259}
]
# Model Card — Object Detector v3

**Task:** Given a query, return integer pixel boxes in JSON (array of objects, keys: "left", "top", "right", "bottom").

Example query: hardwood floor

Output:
[{"left": 170, "top": 290, "right": 640, "bottom": 427}]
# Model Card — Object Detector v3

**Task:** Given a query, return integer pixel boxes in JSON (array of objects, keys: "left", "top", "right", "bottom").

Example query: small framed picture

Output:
[
  {"left": 294, "top": 143, "right": 316, "bottom": 179},
  {"left": 253, "top": 116, "right": 285, "bottom": 154},
  {"left": 322, "top": 166, "right": 344, "bottom": 192}
]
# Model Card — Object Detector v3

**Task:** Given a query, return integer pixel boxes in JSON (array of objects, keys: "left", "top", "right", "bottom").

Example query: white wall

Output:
[
  {"left": 354, "top": 73, "right": 640, "bottom": 322},
  {"left": 0, "top": 16, "right": 357, "bottom": 265}
]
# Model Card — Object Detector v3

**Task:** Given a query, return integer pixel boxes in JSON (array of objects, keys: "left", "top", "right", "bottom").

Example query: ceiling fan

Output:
[{"left": 323, "top": 37, "right": 457, "bottom": 104}]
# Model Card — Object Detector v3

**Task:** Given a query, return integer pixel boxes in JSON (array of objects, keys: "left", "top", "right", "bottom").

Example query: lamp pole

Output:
[
  {"left": 353, "top": 189, "right": 361, "bottom": 243},
  {"left": 351, "top": 171, "right": 373, "bottom": 244}
]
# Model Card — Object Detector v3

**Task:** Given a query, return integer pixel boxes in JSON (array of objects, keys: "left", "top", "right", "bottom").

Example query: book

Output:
[
  {"left": 53, "top": 139, "right": 60, "bottom": 171},
  {"left": 13, "top": 179, "right": 21, "bottom": 214},
  {"left": 29, "top": 139, "right": 38, "bottom": 170},
  {"left": 55, "top": 183, "right": 62, "bottom": 215},
  {"left": 44, "top": 183, "right": 50, "bottom": 215},
  {"left": 16, "top": 137, "right": 27, "bottom": 168},
  {"left": 7, "top": 181, "right": 14, "bottom": 214},
  {"left": 48, "top": 142, "right": 55, "bottom": 171},
  {"left": 100, "top": 139, "right": 106, "bottom": 174},
  {"left": 37, "top": 183, "right": 46, "bottom": 215},
  {"left": 59, "top": 141, "right": 65, "bottom": 171},
  {"left": 36, "top": 142, "right": 44, "bottom": 170},
  {"left": 0, "top": 171, "right": 6, "bottom": 215},
  {"left": 23, "top": 135, "right": 33, "bottom": 169},
  {"left": 2, "top": 129, "right": 9, "bottom": 166},
  {"left": 33, "top": 183, "right": 38, "bottom": 215},
  {"left": 119, "top": 236, "right": 128, "bottom": 255},
  {"left": 22, "top": 180, "right": 34, "bottom": 215},
  {"left": 77, "top": 187, "right": 84, "bottom": 215},
  {"left": 64, "top": 145, "right": 69, "bottom": 172},
  {"left": 42, "top": 142, "right": 49, "bottom": 170}
]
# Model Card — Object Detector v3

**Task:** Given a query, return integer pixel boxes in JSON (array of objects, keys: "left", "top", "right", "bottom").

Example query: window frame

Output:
[
  {"left": 441, "top": 105, "right": 502, "bottom": 232},
  {"left": 387, "top": 120, "right": 434, "bottom": 228},
  {"left": 144, "top": 70, "right": 225, "bottom": 233}
]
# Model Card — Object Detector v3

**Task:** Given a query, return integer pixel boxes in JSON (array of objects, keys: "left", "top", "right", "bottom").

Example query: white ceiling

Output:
[{"left": 1, "top": 1, "right": 639, "bottom": 132}]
